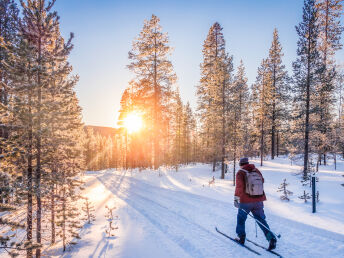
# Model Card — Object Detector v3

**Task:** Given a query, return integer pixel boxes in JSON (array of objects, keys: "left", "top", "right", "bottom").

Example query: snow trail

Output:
[
  {"left": 44, "top": 159, "right": 344, "bottom": 258},
  {"left": 94, "top": 168, "right": 344, "bottom": 258}
]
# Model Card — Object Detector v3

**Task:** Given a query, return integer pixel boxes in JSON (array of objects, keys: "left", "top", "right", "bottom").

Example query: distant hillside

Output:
[{"left": 85, "top": 125, "right": 120, "bottom": 137}]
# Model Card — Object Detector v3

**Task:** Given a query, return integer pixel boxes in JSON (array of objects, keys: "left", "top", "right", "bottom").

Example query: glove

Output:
[{"left": 234, "top": 196, "right": 240, "bottom": 208}]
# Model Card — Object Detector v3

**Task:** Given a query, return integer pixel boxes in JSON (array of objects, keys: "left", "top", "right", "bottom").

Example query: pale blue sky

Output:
[{"left": 51, "top": 0, "right": 343, "bottom": 127}]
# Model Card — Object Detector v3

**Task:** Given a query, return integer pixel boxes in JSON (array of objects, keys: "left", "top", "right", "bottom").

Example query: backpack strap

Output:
[
  {"left": 240, "top": 169, "right": 248, "bottom": 174},
  {"left": 239, "top": 169, "right": 249, "bottom": 194}
]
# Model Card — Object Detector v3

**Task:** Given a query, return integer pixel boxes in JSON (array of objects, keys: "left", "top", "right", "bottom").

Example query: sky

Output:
[{"left": 50, "top": 0, "right": 344, "bottom": 127}]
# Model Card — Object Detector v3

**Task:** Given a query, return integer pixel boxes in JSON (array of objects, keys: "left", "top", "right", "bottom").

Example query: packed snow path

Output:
[{"left": 47, "top": 158, "right": 344, "bottom": 257}]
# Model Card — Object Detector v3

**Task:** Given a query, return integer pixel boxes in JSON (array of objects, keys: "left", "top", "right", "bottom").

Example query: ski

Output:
[
  {"left": 215, "top": 227, "right": 261, "bottom": 256},
  {"left": 246, "top": 238, "right": 283, "bottom": 258}
]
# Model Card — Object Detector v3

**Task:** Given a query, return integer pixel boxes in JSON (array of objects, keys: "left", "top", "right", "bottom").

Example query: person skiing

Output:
[{"left": 234, "top": 157, "right": 277, "bottom": 250}]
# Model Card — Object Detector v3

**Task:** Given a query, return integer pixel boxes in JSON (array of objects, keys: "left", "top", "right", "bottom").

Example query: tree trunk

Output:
[
  {"left": 35, "top": 34, "right": 42, "bottom": 258},
  {"left": 276, "top": 131, "right": 280, "bottom": 157},
  {"left": 51, "top": 183, "right": 56, "bottom": 244},
  {"left": 233, "top": 154, "right": 236, "bottom": 187},
  {"left": 62, "top": 188, "right": 66, "bottom": 252},
  {"left": 153, "top": 30, "right": 159, "bottom": 170},
  {"left": 260, "top": 124, "right": 264, "bottom": 167},
  {"left": 221, "top": 79, "right": 226, "bottom": 179},
  {"left": 271, "top": 64, "right": 276, "bottom": 159},
  {"left": 303, "top": 38, "right": 311, "bottom": 179},
  {"left": 27, "top": 149, "right": 33, "bottom": 258},
  {"left": 26, "top": 71, "right": 34, "bottom": 258}
]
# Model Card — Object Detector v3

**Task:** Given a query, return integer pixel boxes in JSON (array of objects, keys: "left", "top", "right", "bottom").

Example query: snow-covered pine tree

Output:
[
  {"left": 197, "top": 22, "right": 233, "bottom": 178},
  {"left": 4, "top": 33, "right": 39, "bottom": 257},
  {"left": 182, "top": 102, "right": 195, "bottom": 165},
  {"left": 314, "top": 0, "right": 344, "bottom": 166},
  {"left": 277, "top": 179, "right": 293, "bottom": 201},
  {"left": 252, "top": 59, "right": 272, "bottom": 166},
  {"left": 0, "top": 0, "right": 20, "bottom": 212},
  {"left": 82, "top": 197, "right": 95, "bottom": 224},
  {"left": 105, "top": 205, "right": 118, "bottom": 237},
  {"left": 0, "top": 4, "right": 27, "bottom": 251},
  {"left": 299, "top": 190, "right": 311, "bottom": 202},
  {"left": 19, "top": 1, "right": 65, "bottom": 255},
  {"left": 229, "top": 60, "right": 249, "bottom": 184},
  {"left": 43, "top": 29, "right": 84, "bottom": 246},
  {"left": 334, "top": 69, "right": 344, "bottom": 163},
  {"left": 171, "top": 88, "right": 183, "bottom": 170},
  {"left": 2, "top": 1, "right": 84, "bottom": 255},
  {"left": 266, "top": 29, "right": 290, "bottom": 159},
  {"left": 54, "top": 90, "right": 84, "bottom": 251},
  {"left": 293, "top": 0, "right": 322, "bottom": 178},
  {"left": 117, "top": 87, "right": 136, "bottom": 169},
  {"left": 0, "top": 0, "right": 19, "bottom": 109},
  {"left": 128, "top": 14, "right": 177, "bottom": 170}
]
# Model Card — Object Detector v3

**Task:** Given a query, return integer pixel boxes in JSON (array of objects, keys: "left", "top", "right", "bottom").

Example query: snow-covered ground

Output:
[{"left": 45, "top": 156, "right": 344, "bottom": 258}]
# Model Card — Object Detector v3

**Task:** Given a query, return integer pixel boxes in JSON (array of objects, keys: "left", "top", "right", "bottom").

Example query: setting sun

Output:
[{"left": 123, "top": 112, "right": 143, "bottom": 133}]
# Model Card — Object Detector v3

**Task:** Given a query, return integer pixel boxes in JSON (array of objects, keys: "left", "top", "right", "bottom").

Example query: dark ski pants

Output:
[{"left": 236, "top": 201, "right": 274, "bottom": 241}]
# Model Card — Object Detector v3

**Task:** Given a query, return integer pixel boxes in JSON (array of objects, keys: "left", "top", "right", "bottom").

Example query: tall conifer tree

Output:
[
  {"left": 266, "top": 29, "right": 290, "bottom": 159},
  {"left": 293, "top": 0, "right": 322, "bottom": 177},
  {"left": 128, "top": 14, "right": 177, "bottom": 169}
]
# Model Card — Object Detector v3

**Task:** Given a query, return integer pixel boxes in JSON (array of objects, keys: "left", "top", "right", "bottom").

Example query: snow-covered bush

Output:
[
  {"left": 105, "top": 205, "right": 118, "bottom": 237},
  {"left": 277, "top": 179, "right": 293, "bottom": 201},
  {"left": 82, "top": 197, "right": 96, "bottom": 224},
  {"left": 299, "top": 190, "right": 311, "bottom": 203}
]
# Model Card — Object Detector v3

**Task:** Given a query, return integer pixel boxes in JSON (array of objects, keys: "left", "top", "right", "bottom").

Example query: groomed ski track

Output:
[{"left": 57, "top": 168, "right": 344, "bottom": 258}]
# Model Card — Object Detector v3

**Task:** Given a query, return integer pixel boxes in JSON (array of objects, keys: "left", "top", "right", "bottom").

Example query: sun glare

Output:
[{"left": 123, "top": 113, "right": 143, "bottom": 133}]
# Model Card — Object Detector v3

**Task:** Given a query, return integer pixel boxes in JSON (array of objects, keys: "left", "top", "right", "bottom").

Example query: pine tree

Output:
[
  {"left": 82, "top": 197, "right": 96, "bottom": 224},
  {"left": 171, "top": 88, "right": 183, "bottom": 170},
  {"left": 293, "top": 0, "right": 322, "bottom": 178},
  {"left": 105, "top": 205, "right": 118, "bottom": 237},
  {"left": 19, "top": 1, "right": 64, "bottom": 255},
  {"left": 252, "top": 59, "right": 272, "bottom": 166},
  {"left": 0, "top": 0, "right": 19, "bottom": 109},
  {"left": 127, "top": 14, "right": 177, "bottom": 169},
  {"left": 266, "top": 29, "right": 290, "bottom": 159},
  {"left": 229, "top": 60, "right": 249, "bottom": 184},
  {"left": 299, "top": 190, "right": 311, "bottom": 202},
  {"left": 314, "top": 0, "right": 344, "bottom": 165},
  {"left": 197, "top": 22, "right": 233, "bottom": 178},
  {"left": 277, "top": 179, "right": 293, "bottom": 201},
  {"left": 4, "top": 35, "right": 38, "bottom": 257},
  {"left": 182, "top": 102, "right": 195, "bottom": 164}
]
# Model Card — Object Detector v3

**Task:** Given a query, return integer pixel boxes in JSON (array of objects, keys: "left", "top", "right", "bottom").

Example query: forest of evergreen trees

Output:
[
  {"left": 0, "top": 0, "right": 84, "bottom": 256},
  {"left": 0, "top": 0, "right": 344, "bottom": 257},
  {"left": 115, "top": 0, "right": 344, "bottom": 180}
]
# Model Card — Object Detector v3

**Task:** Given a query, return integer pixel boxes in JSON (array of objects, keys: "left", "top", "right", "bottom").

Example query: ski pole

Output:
[{"left": 239, "top": 208, "right": 281, "bottom": 239}]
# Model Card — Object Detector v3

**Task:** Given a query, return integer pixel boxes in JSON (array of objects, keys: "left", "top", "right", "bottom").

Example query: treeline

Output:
[
  {"left": 0, "top": 0, "right": 84, "bottom": 257},
  {"left": 115, "top": 0, "right": 344, "bottom": 181}
]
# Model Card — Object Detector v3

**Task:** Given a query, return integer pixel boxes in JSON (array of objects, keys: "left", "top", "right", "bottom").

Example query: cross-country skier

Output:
[{"left": 234, "top": 157, "right": 277, "bottom": 250}]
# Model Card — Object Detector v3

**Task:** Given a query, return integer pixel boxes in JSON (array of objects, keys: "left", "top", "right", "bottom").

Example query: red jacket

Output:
[{"left": 235, "top": 163, "right": 267, "bottom": 203}]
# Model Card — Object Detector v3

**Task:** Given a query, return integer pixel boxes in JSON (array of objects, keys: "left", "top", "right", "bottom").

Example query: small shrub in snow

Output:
[
  {"left": 208, "top": 176, "right": 215, "bottom": 186},
  {"left": 105, "top": 205, "right": 118, "bottom": 237},
  {"left": 299, "top": 190, "right": 311, "bottom": 203},
  {"left": 277, "top": 179, "right": 293, "bottom": 201},
  {"left": 82, "top": 197, "right": 96, "bottom": 224}
]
